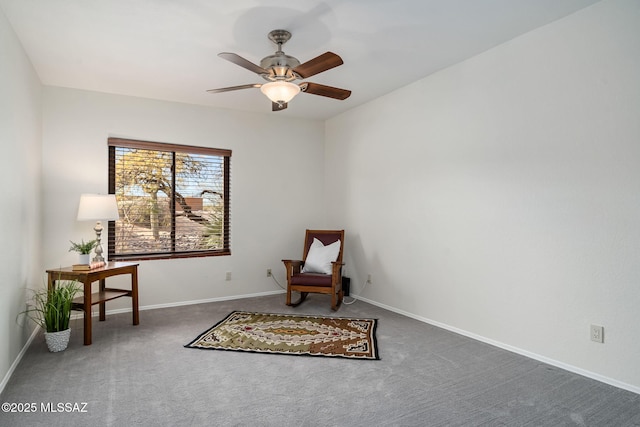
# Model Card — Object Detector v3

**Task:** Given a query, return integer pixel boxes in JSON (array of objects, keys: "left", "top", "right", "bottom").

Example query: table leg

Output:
[
  {"left": 99, "top": 278, "right": 106, "bottom": 321},
  {"left": 83, "top": 279, "right": 92, "bottom": 345},
  {"left": 132, "top": 268, "right": 139, "bottom": 325}
]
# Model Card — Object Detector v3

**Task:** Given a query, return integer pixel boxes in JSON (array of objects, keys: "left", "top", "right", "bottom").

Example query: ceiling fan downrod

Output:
[{"left": 267, "top": 29, "right": 292, "bottom": 53}]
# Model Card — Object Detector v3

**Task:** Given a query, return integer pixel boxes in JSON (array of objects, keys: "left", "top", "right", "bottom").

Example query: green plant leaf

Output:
[
  {"left": 69, "top": 239, "right": 98, "bottom": 254},
  {"left": 19, "top": 279, "right": 82, "bottom": 332}
]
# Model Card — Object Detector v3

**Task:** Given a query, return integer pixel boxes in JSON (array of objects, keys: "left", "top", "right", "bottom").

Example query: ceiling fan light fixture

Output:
[{"left": 260, "top": 81, "right": 300, "bottom": 103}]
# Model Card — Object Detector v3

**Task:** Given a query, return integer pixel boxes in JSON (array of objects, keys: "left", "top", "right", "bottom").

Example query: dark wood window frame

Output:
[{"left": 108, "top": 137, "right": 231, "bottom": 261}]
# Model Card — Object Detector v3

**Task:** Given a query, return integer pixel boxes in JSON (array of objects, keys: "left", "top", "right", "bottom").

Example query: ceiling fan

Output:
[{"left": 207, "top": 29, "right": 351, "bottom": 111}]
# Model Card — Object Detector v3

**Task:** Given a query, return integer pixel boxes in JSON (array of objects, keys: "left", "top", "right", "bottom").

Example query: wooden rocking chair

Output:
[{"left": 282, "top": 229, "right": 345, "bottom": 311}]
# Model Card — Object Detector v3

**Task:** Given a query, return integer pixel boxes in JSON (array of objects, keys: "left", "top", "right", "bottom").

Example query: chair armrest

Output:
[
  {"left": 282, "top": 259, "right": 303, "bottom": 269},
  {"left": 282, "top": 259, "right": 303, "bottom": 282}
]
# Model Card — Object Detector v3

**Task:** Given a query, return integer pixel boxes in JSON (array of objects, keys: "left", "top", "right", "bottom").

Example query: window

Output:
[{"left": 108, "top": 138, "right": 231, "bottom": 260}]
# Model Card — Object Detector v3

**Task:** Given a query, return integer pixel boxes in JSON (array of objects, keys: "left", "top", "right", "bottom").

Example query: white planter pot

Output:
[
  {"left": 44, "top": 328, "right": 71, "bottom": 352},
  {"left": 78, "top": 254, "right": 91, "bottom": 265}
]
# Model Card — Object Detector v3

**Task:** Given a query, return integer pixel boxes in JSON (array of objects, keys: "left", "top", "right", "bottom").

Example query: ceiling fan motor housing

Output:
[{"left": 260, "top": 54, "right": 300, "bottom": 81}]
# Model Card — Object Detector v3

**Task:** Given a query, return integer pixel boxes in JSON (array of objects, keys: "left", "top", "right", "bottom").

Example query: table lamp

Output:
[{"left": 77, "top": 194, "right": 120, "bottom": 263}]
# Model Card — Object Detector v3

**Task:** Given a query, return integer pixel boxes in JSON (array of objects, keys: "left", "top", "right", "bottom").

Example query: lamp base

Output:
[{"left": 93, "top": 221, "right": 106, "bottom": 264}]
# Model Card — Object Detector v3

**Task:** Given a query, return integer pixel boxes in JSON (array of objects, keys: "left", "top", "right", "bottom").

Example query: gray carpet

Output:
[{"left": 1, "top": 294, "right": 639, "bottom": 427}]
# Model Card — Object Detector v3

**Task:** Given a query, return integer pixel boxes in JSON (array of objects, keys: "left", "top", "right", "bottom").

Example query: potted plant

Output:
[
  {"left": 69, "top": 238, "right": 97, "bottom": 264},
  {"left": 21, "top": 280, "right": 81, "bottom": 352}
]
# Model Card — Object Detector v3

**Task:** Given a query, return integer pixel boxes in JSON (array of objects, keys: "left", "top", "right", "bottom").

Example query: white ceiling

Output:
[{"left": 1, "top": 0, "right": 600, "bottom": 120}]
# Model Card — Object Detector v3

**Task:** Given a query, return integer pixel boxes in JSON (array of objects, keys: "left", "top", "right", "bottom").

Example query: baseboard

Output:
[
  {"left": 352, "top": 294, "right": 640, "bottom": 395},
  {"left": 71, "top": 289, "right": 286, "bottom": 318},
  {"left": 137, "top": 289, "right": 285, "bottom": 313},
  {"left": 0, "top": 325, "right": 41, "bottom": 396}
]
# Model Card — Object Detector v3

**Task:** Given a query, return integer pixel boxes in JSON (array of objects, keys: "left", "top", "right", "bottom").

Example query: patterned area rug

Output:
[{"left": 185, "top": 311, "right": 379, "bottom": 360}]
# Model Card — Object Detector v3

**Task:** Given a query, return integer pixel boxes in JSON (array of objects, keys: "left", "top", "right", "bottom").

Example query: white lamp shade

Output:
[
  {"left": 77, "top": 194, "right": 120, "bottom": 221},
  {"left": 260, "top": 81, "right": 300, "bottom": 103}
]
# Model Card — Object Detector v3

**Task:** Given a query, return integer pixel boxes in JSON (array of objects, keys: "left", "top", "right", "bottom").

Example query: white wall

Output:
[
  {"left": 0, "top": 8, "right": 42, "bottom": 390},
  {"left": 326, "top": 0, "right": 640, "bottom": 391},
  {"left": 42, "top": 88, "right": 326, "bottom": 308}
]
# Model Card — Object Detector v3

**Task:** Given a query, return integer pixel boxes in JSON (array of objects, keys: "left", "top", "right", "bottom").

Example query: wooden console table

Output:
[{"left": 46, "top": 262, "right": 139, "bottom": 345}]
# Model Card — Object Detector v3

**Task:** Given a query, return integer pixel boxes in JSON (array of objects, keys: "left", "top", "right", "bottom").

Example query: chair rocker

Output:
[{"left": 282, "top": 229, "right": 345, "bottom": 311}]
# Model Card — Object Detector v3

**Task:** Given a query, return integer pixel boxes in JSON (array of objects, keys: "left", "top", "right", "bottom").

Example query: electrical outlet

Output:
[
  {"left": 590, "top": 324, "right": 604, "bottom": 343},
  {"left": 367, "top": 274, "right": 372, "bottom": 284},
  {"left": 267, "top": 268, "right": 272, "bottom": 277},
  {"left": 225, "top": 271, "right": 232, "bottom": 281}
]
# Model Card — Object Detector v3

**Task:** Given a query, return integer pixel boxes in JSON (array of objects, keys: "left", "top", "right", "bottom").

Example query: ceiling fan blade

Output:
[
  {"left": 272, "top": 101, "right": 288, "bottom": 111},
  {"left": 300, "top": 82, "right": 351, "bottom": 100},
  {"left": 293, "top": 52, "right": 343, "bottom": 79},
  {"left": 206, "top": 83, "right": 261, "bottom": 93},
  {"left": 218, "top": 52, "right": 269, "bottom": 75}
]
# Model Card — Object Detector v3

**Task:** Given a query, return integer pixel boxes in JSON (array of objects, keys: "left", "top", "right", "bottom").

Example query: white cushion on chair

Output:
[{"left": 302, "top": 238, "right": 341, "bottom": 275}]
